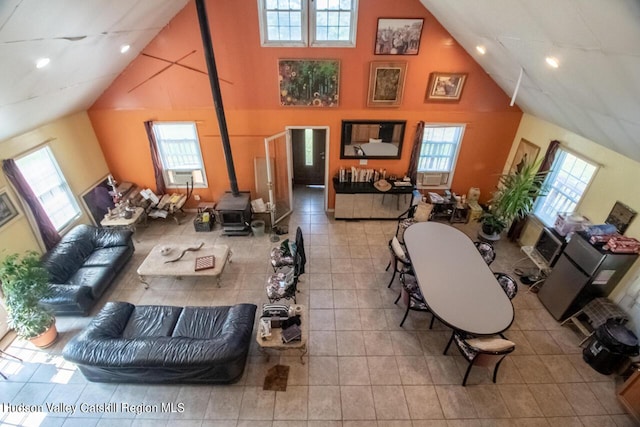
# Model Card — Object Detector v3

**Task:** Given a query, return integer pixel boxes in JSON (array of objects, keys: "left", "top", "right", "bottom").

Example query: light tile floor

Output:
[{"left": 0, "top": 186, "right": 637, "bottom": 427}]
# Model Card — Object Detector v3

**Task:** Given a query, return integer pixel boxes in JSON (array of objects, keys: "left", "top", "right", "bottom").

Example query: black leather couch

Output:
[
  {"left": 41, "top": 224, "right": 134, "bottom": 315},
  {"left": 63, "top": 302, "right": 257, "bottom": 383}
]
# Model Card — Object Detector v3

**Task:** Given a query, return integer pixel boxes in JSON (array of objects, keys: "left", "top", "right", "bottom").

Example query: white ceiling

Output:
[
  {"left": 0, "top": 0, "right": 189, "bottom": 143},
  {"left": 2, "top": 0, "right": 640, "bottom": 164},
  {"left": 420, "top": 0, "right": 640, "bottom": 163}
]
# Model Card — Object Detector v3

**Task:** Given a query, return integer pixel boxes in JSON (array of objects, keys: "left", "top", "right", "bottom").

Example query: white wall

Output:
[{"left": 507, "top": 113, "right": 640, "bottom": 333}]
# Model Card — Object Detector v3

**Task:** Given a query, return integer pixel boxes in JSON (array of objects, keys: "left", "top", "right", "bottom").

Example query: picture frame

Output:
[
  {"left": 0, "top": 189, "right": 20, "bottom": 229},
  {"left": 509, "top": 138, "right": 540, "bottom": 174},
  {"left": 80, "top": 175, "right": 115, "bottom": 226},
  {"left": 374, "top": 18, "right": 424, "bottom": 55},
  {"left": 367, "top": 61, "right": 407, "bottom": 107},
  {"left": 278, "top": 59, "right": 340, "bottom": 107},
  {"left": 425, "top": 72, "right": 468, "bottom": 102}
]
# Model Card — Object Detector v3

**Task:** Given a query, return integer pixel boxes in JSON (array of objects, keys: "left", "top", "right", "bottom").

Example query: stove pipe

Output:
[{"left": 195, "top": 0, "right": 239, "bottom": 196}]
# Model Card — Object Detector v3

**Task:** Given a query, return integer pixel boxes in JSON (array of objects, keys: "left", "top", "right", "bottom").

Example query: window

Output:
[
  {"left": 533, "top": 149, "right": 598, "bottom": 227},
  {"left": 15, "top": 146, "right": 80, "bottom": 231},
  {"left": 304, "top": 129, "right": 313, "bottom": 166},
  {"left": 258, "top": 0, "right": 358, "bottom": 47},
  {"left": 152, "top": 122, "right": 207, "bottom": 188},
  {"left": 416, "top": 125, "right": 465, "bottom": 188}
]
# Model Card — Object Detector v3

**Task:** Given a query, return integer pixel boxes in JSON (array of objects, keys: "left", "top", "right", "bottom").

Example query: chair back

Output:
[
  {"left": 295, "top": 226, "right": 306, "bottom": 274},
  {"left": 474, "top": 241, "right": 496, "bottom": 265},
  {"left": 389, "top": 237, "right": 410, "bottom": 266},
  {"left": 494, "top": 272, "right": 518, "bottom": 299}
]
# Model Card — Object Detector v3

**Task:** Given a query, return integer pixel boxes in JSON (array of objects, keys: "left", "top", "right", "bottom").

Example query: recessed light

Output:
[
  {"left": 476, "top": 45, "right": 486, "bottom": 55},
  {"left": 120, "top": 44, "right": 130, "bottom": 54},
  {"left": 545, "top": 56, "right": 559, "bottom": 68},
  {"left": 36, "top": 57, "right": 50, "bottom": 69}
]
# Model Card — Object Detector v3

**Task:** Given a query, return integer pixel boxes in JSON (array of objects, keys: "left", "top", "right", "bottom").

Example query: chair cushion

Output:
[
  {"left": 466, "top": 337, "right": 516, "bottom": 353},
  {"left": 270, "top": 247, "right": 294, "bottom": 268},
  {"left": 266, "top": 269, "right": 295, "bottom": 299},
  {"left": 391, "top": 236, "right": 409, "bottom": 263},
  {"left": 397, "top": 218, "right": 416, "bottom": 244}
]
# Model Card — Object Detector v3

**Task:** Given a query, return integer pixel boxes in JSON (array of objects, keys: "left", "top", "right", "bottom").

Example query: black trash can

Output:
[{"left": 583, "top": 319, "right": 639, "bottom": 375}]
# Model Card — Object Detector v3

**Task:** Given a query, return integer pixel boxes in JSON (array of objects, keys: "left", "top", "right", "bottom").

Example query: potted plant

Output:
[
  {"left": 478, "top": 158, "right": 549, "bottom": 241},
  {"left": 0, "top": 251, "right": 57, "bottom": 348}
]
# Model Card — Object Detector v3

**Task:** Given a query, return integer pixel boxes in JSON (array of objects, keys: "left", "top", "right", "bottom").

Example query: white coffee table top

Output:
[{"left": 137, "top": 243, "right": 229, "bottom": 278}]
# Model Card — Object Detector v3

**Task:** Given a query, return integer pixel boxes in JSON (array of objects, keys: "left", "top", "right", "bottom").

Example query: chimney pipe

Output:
[{"left": 195, "top": 0, "right": 239, "bottom": 196}]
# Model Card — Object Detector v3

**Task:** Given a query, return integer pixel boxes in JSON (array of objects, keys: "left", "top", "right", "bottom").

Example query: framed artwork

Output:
[
  {"left": 367, "top": 61, "right": 407, "bottom": 107},
  {"left": 278, "top": 59, "right": 340, "bottom": 107},
  {"left": 509, "top": 138, "right": 540, "bottom": 174},
  {"left": 375, "top": 18, "right": 424, "bottom": 55},
  {"left": 81, "top": 176, "right": 115, "bottom": 226},
  {"left": 425, "top": 72, "right": 468, "bottom": 102},
  {"left": 0, "top": 189, "right": 20, "bottom": 229}
]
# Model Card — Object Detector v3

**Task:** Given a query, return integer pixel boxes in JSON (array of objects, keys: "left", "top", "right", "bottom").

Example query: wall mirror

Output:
[{"left": 340, "top": 120, "right": 406, "bottom": 159}]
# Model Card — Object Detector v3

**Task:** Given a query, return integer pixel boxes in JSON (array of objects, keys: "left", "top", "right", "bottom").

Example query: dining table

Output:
[{"left": 404, "top": 221, "right": 515, "bottom": 335}]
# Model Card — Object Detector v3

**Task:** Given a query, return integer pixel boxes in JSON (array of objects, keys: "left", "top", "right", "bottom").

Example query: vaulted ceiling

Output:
[{"left": 2, "top": 0, "right": 640, "bottom": 164}]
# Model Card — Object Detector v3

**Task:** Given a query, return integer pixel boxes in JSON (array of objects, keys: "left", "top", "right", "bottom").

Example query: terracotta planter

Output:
[{"left": 29, "top": 323, "right": 58, "bottom": 348}]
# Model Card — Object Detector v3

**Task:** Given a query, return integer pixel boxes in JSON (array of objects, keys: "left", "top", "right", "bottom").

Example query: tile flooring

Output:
[{"left": 0, "top": 186, "right": 637, "bottom": 426}]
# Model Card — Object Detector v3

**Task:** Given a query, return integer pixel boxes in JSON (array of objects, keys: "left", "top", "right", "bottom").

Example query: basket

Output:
[{"left": 193, "top": 213, "right": 214, "bottom": 232}]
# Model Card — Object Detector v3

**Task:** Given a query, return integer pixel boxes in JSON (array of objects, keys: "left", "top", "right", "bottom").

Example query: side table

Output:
[
  {"left": 256, "top": 305, "right": 307, "bottom": 364},
  {"left": 100, "top": 206, "right": 146, "bottom": 232},
  {"left": 450, "top": 203, "right": 470, "bottom": 223}
]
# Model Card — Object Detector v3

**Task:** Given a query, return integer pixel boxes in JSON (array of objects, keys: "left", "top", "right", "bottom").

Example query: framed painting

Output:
[
  {"left": 81, "top": 176, "right": 115, "bottom": 226},
  {"left": 278, "top": 59, "right": 340, "bottom": 107},
  {"left": 367, "top": 61, "right": 407, "bottom": 107},
  {"left": 375, "top": 18, "right": 424, "bottom": 55},
  {"left": 0, "top": 189, "right": 20, "bottom": 229},
  {"left": 425, "top": 72, "right": 467, "bottom": 102},
  {"left": 509, "top": 138, "right": 540, "bottom": 174}
]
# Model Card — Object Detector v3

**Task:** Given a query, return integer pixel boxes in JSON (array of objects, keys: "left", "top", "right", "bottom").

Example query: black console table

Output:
[{"left": 333, "top": 178, "right": 416, "bottom": 219}]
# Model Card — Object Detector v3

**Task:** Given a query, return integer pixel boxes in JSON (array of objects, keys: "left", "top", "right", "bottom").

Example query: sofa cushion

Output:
[
  {"left": 92, "top": 227, "right": 134, "bottom": 248},
  {"left": 68, "top": 266, "right": 114, "bottom": 298},
  {"left": 172, "top": 306, "right": 231, "bottom": 340},
  {"left": 84, "top": 246, "right": 131, "bottom": 268},
  {"left": 122, "top": 306, "right": 183, "bottom": 339}
]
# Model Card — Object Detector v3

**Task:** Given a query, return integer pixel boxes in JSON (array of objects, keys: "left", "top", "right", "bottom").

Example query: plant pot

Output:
[
  {"left": 29, "top": 323, "right": 58, "bottom": 348},
  {"left": 478, "top": 229, "right": 501, "bottom": 242}
]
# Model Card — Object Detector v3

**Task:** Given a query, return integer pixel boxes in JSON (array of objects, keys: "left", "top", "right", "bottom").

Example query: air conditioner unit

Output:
[
  {"left": 169, "top": 170, "right": 194, "bottom": 186},
  {"left": 420, "top": 172, "right": 448, "bottom": 186}
]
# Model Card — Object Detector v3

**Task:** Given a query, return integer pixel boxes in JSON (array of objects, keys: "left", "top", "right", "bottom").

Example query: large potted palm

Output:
[
  {"left": 478, "top": 158, "right": 549, "bottom": 241},
  {"left": 0, "top": 251, "right": 57, "bottom": 348}
]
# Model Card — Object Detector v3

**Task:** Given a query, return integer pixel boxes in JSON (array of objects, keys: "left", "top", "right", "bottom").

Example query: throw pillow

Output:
[{"left": 391, "top": 236, "right": 408, "bottom": 262}]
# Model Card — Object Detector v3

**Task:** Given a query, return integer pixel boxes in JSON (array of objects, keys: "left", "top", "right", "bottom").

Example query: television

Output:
[{"left": 534, "top": 227, "right": 564, "bottom": 267}]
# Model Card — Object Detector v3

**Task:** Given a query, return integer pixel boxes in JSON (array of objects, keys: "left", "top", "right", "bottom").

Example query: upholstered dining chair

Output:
[
  {"left": 494, "top": 272, "right": 518, "bottom": 299},
  {"left": 474, "top": 241, "right": 496, "bottom": 265},
  {"left": 394, "top": 272, "right": 435, "bottom": 329},
  {"left": 385, "top": 236, "right": 412, "bottom": 288},
  {"left": 266, "top": 252, "right": 302, "bottom": 304},
  {"left": 270, "top": 226, "right": 306, "bottom": 273},
  {"left": 444, "top": 331, "right": 516, "bottom": 386}
]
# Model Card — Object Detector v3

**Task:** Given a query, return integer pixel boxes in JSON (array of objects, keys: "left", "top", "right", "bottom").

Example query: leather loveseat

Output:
[
  {"left": 40, "top": 224, "right": 134, "bottom": 315},
  {"left": 63, "top": 302, "right": 257, "bottom": 383}
]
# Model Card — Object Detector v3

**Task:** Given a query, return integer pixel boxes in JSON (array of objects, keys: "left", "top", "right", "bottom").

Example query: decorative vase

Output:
[{"left": 29, "top": 323, "right": 58, "bottom": 348}]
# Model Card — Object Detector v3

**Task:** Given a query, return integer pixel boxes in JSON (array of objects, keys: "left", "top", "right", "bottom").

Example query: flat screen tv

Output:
[{"left": 534, "top": 227, "right": 563, "bottom": 267}]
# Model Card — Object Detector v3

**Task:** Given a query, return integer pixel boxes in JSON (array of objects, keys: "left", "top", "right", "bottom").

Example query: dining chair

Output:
[
  {"left": 270, "top": 226, "right": 306, "bottom": 273},
  {"left": 444, "top": 331, "right": 516, "bottom": 386},
  {"left": 394, "top": 272, "right": 435, "bottom": 329},
  {"left": 385, "top": 236, "right": 412, "bottom": 288},
  {"left": 474, "top": 241, "right": 496, "bottom": 265},
  {"left": 494, "top": 272, "right": 518, "bottom": 299},
  {"left": 266, "top": 252, "right": 302, "bottom": 304},
  {"left": 394, "top": 204, "right": 417, "bottom": 246}
]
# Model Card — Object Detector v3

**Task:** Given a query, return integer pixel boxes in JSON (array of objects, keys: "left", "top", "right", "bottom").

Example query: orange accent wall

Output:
[{"left": 89, "top": 0, "right": 522, "bottom": 207}]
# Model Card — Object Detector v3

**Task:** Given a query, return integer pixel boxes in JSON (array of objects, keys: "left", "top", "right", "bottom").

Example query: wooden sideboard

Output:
[
  {"left": 333, "top": 178, "right": 416, "bottom": 219},
  {"left": 618, "top": 369, "right": 640, "bottom": 422}
]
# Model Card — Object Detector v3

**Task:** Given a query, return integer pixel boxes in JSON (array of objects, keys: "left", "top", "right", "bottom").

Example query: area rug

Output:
[{"left": 263, "top": 364, "right": 289, "bottom": 391}]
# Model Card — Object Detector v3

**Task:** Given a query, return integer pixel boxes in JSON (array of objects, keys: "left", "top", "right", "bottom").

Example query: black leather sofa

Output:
[
  {"left": 40, "top": 224, "right": 134, "bottom": 315},
  {"left": 63, "top": 302, "right": 257, "bottom": 384}
]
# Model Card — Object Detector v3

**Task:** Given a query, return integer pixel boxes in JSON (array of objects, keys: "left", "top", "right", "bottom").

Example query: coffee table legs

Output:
[
  {"left": 257, "top": 344, "right": 307, "bottom": 364},
  {"left": 138, "top": 275, "right": 150, "bottom": 289}
]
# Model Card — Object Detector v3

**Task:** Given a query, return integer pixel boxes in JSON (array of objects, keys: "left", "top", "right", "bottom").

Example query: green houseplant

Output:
[
  {"left": 478, "top": 158, "right": 549, "bottom": 240},
  {"left": 0, "top": 251, "right": 57, "bottom": 347}
]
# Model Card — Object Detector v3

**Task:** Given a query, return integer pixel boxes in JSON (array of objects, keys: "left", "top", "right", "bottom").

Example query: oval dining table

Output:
[{"left": 404, "top": 221, "right": 515, "bottom": 335}]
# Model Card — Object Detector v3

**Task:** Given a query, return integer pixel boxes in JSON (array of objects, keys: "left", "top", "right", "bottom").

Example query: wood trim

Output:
[{"left": 618, "top": 369, "right": 640, "bottom": 423}]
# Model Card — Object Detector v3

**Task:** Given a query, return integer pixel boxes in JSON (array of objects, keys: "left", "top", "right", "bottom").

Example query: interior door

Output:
[
  {"left": 292, "top": 129, "right": 326, "bottom": 185},
  {"left": 264, "top": 130, "right": 293, "bottom": 226}
]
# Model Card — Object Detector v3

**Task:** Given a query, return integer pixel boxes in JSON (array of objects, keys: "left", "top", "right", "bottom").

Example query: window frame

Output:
[
  {"left": 152, "top": 121, "right": 208, "bottom": 189},
  {"left": 532, "top": 148, "right": 599, "bottom": 227},
  {"left": 15, "top": 145, "right": 81, "bottom": 232},
  {"left": 257, "top": 0, "right": 358, "bottom": 48},
  {"left": 415, "top": 123, "right": 466, "bottom": 190}
]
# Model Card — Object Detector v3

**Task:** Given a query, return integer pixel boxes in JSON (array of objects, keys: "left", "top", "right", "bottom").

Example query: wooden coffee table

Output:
[
  {"left": 256, "top": 305, "right": 308, "bottom": 364},
  {"left": 137, "top": 243, "right": 230, "bottom": 289}
]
